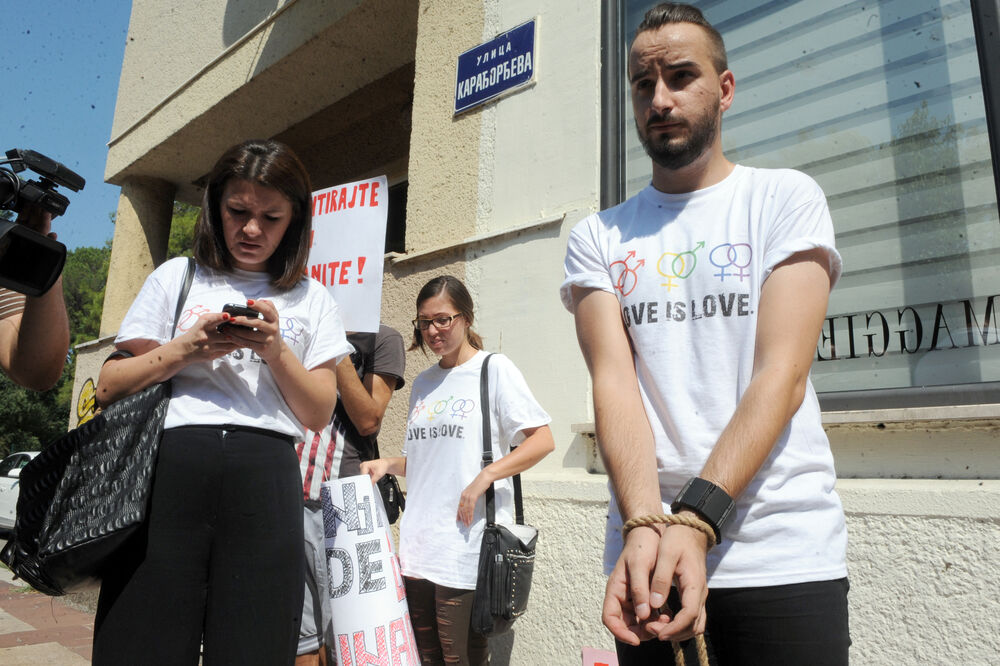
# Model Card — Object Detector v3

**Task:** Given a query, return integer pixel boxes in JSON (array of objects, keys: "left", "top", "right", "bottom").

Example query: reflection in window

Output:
[{"left": 618, "top": 0, "right": 999, "bottom": 402}]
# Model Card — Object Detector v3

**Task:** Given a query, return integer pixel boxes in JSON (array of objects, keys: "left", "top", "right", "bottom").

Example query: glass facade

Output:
[{"left": 615, "top": 0, "right": 1000, "bottom": 407}]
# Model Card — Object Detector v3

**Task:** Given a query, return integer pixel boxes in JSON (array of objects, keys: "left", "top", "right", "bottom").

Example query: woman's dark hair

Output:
[
  {"left": 634, "top": 3, "right": 728, "bottom": 74},
  {"left": 193, "top": 139, "right": 312, "bottom": 289},
  {"left": 409, "top": 275, "right": 485, "bottom": 353}
]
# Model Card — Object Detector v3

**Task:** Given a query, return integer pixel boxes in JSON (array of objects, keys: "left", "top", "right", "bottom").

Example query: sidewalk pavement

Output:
[{"left": 0, "top": 566, "right": 93, "bottom": 664}]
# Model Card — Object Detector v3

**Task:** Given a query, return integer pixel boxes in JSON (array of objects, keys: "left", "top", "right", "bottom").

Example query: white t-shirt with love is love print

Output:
[
  {"left": 561, "top": 165, "right": 848, "bottom": 589},
  {"left": 116, "top": 256, "right": 351, "bottom": 440},
  {"left": 399, "top": 350, "right": 550, "bottom": 590}
]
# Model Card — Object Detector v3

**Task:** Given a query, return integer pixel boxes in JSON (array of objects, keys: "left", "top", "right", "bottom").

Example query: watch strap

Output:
[{"left": 670, "top": 477, "right": 734, "bottom": 544}]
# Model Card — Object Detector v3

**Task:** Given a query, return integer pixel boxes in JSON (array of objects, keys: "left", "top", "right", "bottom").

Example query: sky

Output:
[{"left": 2, "top": 1, "right": 133, "bottom": 250}]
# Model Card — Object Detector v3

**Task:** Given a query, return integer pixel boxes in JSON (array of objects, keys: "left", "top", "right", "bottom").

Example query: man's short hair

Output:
[{"left": 634, "top": 3, "right": 728, "bottom": 74}]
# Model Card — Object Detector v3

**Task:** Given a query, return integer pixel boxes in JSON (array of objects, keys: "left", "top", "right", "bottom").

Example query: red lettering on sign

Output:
[
  {"left": 390, "top": 554, "right": 405, "bottom": 602},
  {"left": 338, "top": 634, "right": 354, "bottom": 666},
  {"left": 403, "top": 612, "right": 418, "bottom": 660},
  {"left": 370, "top": 180, "right": 380, "bottom": 207},
  {"left": 312, "top": 192, "right": 325, "bottom": 217},
  {"left": 353, "top": 626, "right": 389, "bottom": 666}
]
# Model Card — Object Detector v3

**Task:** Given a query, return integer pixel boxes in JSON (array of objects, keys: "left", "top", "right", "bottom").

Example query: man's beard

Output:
[{"left": 637, "top": 103, "right": 720, "bottom": 171}]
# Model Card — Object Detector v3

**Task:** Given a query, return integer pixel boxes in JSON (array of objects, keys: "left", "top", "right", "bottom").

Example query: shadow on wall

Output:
[
  {"left": 489, "top": 630, "right": 514, "bottom": 666},
  {"left": 223, "top": 0, "right": 281, "bottom": 47}
]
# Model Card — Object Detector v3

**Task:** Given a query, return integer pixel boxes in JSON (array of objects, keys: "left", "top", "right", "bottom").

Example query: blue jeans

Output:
[{"left": 616, "top": 578, "right": 850, "bottom": 666}]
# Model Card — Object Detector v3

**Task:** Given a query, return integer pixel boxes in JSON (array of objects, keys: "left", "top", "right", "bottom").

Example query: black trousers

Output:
[
  {"left": 93, "top": 426, "right": 305, "bottom": 666},
  {"left": 617, "top": 578, "right": 851, "bottom": 666}
]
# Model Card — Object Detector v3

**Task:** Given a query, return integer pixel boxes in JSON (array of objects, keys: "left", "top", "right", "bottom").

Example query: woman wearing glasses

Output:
[{"left": 362, "top": 275, "right": 554, "bottom": 665}]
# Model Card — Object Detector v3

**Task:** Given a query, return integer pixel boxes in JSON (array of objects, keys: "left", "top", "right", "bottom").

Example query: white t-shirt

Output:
[
  {"left": 116, "top": 257, "right": 352, "bottom": 440},
  {"left": 561, "top": 165, "right": 848, "bottom": 588},
  {"left": 399, "top": 350, "right": 551, "bottom": 590}
]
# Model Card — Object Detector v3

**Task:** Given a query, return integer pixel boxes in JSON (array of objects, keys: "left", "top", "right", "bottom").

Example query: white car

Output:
[{"left": 0, "top": 451, "right": 39, "bottom": 531}]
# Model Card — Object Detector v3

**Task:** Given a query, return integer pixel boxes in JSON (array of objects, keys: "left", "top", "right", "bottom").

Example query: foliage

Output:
[
  {"left": 0, "top": 367, "right": 70, "bottom": 459},
  {"left": 0, "top": 202, "right": 196, "bottom": 456},
  {"left": 168, "top": 202, "right": 199, "bottom": 259},
  {"left": 62, "top": 242, "right": 112, "bottom": 348}
]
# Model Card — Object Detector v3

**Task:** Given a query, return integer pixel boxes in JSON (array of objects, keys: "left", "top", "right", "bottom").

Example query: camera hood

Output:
[{"left": 0, "top": 220, "right": 67, "bottom": 297}]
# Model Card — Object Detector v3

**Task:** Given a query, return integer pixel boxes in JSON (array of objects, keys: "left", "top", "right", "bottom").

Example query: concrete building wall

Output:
[{"left": 87, "top": 1, "right": 1000, "bottom": 664}]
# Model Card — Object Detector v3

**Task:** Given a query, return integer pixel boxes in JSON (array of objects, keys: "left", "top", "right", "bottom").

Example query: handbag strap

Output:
[
  {"left": 173, "top": 257, "right": 196, "bottom": 337},
  {"left": 103, "top": 258, "right": 195, "bottom": 366},
  {"left": 480, "top": 353, "right": 526, "bottom": 527}
]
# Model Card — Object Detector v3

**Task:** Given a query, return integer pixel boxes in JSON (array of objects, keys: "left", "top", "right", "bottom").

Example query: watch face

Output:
[{"left": 672, "top": 477, "right": 735, "bottom": 541}]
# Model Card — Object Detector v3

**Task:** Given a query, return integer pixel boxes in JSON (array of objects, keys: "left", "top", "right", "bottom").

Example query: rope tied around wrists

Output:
[
  {"left": 621, "top": 513, "right": 718, "bottom": 549},
  {"left": 620, "top": 513, "right": 715, "bottom": 666}
]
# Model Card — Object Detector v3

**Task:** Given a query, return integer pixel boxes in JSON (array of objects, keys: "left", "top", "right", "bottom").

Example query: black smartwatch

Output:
[{"left": 670, "top": 477, "right": 734, "bottom": 544}]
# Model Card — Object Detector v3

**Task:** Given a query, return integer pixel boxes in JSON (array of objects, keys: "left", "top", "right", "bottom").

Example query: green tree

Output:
[
  {"left": 168, "top": 202, "right": 198, "bottom": 259},
  {"left": 0, "top": 358, "right": 70, "bottom": 458},
  {"left": 62, "top": 242, "right": 112, "bottom": 348}
]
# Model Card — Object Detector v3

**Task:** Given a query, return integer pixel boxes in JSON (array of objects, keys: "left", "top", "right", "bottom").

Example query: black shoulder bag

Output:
[
  {"left": 471, "top": 353, "right": 538, "bottom": 636},
  {"left": 0, "top": 258, "right": 195, "bottom": 595}
]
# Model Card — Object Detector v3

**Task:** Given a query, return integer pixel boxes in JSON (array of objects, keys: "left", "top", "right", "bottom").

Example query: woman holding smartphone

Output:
[
  {"left": 94, "top": 139, "right": 351, "bottom": 665},
  {"left": 362, "top": 275, "right": 554, "bottom": 665}
]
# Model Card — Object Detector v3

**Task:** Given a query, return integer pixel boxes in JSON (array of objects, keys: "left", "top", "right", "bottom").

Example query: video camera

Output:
[{"left": 0, "top": 149, "right": 85, "bottom": 296}]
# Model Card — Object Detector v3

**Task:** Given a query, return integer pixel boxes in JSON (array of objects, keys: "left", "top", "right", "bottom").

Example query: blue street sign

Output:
[{"left": 454, "top": 19, "right": 536, "bottom": 115}]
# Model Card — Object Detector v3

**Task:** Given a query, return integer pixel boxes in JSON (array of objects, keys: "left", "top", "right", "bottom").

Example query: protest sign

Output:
[
  {"left": 321, "top": 475, "right": 419, "bottom": 666},
  {"left": 309, "top": 176, "right": 388, "bottom": 333}
]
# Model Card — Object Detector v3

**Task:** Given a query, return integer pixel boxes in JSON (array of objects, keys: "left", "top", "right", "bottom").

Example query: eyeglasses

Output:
[{"left": 412, "top": 314, "right": 463, "bottom": 330}]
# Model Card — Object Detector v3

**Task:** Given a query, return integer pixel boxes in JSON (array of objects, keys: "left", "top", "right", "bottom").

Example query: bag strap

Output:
[
  {"left": 103, "top": 258, "right": 195, "bottom": 366},
  {"left": 173, "top": 257, "right": 196, "bottom": 337},
  {"left": 480, "top": 353, "right": 526, "bottom": 527}
]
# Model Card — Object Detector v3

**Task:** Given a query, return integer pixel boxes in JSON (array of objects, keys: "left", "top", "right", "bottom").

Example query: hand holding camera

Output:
[{"left": 0, "top": 149, "right": 84, "bottom": 296}]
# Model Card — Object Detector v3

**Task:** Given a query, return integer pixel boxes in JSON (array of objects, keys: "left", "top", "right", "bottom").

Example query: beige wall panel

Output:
[
  {"left": 489, "top": 1, "right": 602, "bottom": 229},
  {"left": 840, "top": 481, "right": 1000, "bottom": 665},
  {"left": 69, "top": 337, "right": 117, "bottom": 430},
  {"left": 405, "top": 1, "right": 484, "bottom": 253},
  {"left": 111, "top": 0, "right": 363, "bottom": 135},
  {"left": 108, "top": 0, "right": 417, "bottom": 204},
  {"left": 99, "top": 176, "right": 175, "bottom": 335}
]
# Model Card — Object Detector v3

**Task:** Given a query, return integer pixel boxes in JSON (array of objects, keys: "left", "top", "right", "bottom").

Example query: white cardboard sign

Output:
[
  {"left": 320, "top": 475, "right": 419, "bottom": 666},
  {"left": 308, "top": 176, "right": 388, "bottom": 333}
]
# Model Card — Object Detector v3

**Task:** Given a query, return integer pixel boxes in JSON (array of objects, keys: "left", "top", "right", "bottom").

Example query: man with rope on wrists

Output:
[{"left": 560, "top": 4, "right": 850, "bottom": 664}]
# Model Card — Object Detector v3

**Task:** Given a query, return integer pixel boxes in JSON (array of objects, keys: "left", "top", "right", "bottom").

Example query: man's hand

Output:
[
  {"left": 603, "top": 526, "right": 664, "bottom": 645},
  {"left": 603, "top": 520, "right": 709, "bottom": 645},
  {"left": 15, "top": 202, "right": 55, "bottom": 238},
  {"left": 642, "top": 520, "right": 709, "bottom": 642}
]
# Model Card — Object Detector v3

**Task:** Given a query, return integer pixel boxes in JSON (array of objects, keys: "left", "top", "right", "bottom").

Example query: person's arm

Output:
[
  {"left": 337, "top": 358, "right": 396, "bottom": 436},
  {"left": 641, "top": 248, "right": 835, "bottom": 643},
  {"left": 572, "top": 285, "right": 677, "bottom": 645},
  {"left": 456, "top": 424, "right": 555, "bottom": 526},
  {"left": 360, "top": 456, "right": 406, "bottom": 480},
  {"left": 224, "top": 298, "right": 338, "bottom": 432},
  {"left": 0, "top": 206, "right": 70, "bottom": 390},
  {"left": 96, "top": 310, "right": 239, "bottom": 407}
]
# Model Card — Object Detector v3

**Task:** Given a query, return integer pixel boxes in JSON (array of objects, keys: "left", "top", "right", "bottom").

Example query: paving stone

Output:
[{"left": 0, "top": 580, "right": 94, "bottom": 662}]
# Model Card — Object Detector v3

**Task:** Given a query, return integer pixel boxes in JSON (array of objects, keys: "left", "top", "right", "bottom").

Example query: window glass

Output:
[{"left": 620, "top": 0, "right": 1000, "bottom": 402}]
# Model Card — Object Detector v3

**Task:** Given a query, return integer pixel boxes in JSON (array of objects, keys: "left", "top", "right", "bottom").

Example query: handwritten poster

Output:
[
  {"left": 309, "top": 176, "right": 388, "bottom": 332},
  {"left": 320, "top": 475, "right": 419, "bottom": 666}
]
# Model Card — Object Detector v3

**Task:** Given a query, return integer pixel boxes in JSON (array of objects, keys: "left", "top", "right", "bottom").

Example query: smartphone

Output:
[{"left": 216, "top": 303, "right": 262, "bottom": 333}]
